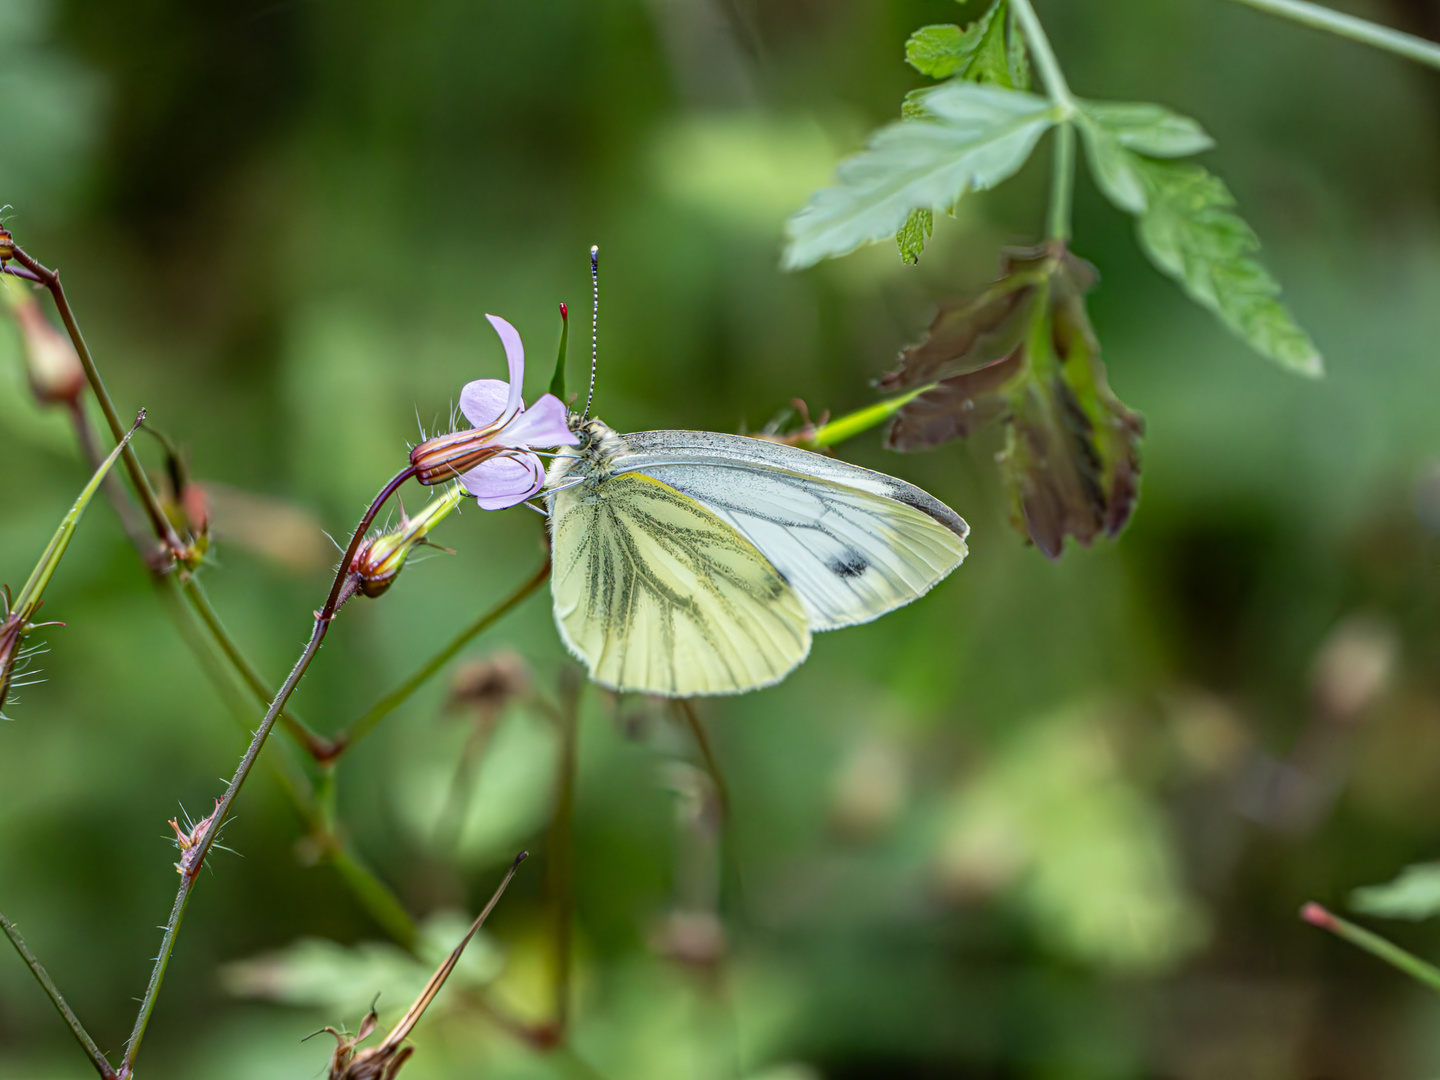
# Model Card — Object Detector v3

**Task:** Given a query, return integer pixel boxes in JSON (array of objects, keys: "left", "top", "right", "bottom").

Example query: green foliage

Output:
[
  {"left": 896, "top": 208, "right": 932, "bottom": 265},
  {"left": 783, "top": 82, "right": 1058, "bottom": 270},
  {"left": 895, "top": 0, "right": 1031, "bottom": 263},
  {"left": 882, "top": 244, "right": 1143, "bottom": 558},
  {"left": 1351, "top": 863, "right": 1440, "bottom": 921},
  {"left": 1076, "top": 102, "right": 1322, "bottom": 376},
  {"left": 1134, "top": 158, "right": 1323, "bottom": 376},
  {"left": 905, "top": 1, "right": 1030, "bottom": 89}
]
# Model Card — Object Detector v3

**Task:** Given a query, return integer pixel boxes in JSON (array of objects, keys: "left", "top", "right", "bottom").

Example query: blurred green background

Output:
[{"left": 4, "top": 0, "right": 1440, "bottom": 1076}]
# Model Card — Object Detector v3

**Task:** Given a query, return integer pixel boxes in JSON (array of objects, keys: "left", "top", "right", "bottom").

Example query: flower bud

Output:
[
  {"left": 0, "top": 613, "right": 26, "bottom": 716},
  {"left": 351, "top": 486, "right": 463, "bottom": 597},
  {"left": 0, "top": 223, "right": 13, "bottom": 265},
  {"left": 3, "top": 279, "right": 85, "bottom": 405},
  {"left": 409, "top": 429, "right": 506, "bottom": 485}
]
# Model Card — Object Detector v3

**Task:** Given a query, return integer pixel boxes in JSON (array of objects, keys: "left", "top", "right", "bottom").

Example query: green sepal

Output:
[{"left": 549, "top": 304, "right": 569, "bottom": 401}]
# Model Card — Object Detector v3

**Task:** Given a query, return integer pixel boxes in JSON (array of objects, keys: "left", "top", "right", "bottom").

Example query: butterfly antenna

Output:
[{"left": 584, "top": 244, "right": 599, "bottom": 419}]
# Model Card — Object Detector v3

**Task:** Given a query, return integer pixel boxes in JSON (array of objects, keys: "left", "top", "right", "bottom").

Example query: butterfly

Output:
[{"left": 543, "top": 420, "right": 968, "bottom": 697}]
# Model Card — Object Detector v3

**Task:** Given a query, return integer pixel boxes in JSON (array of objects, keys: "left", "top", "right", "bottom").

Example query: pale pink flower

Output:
[{"left": 410, "top": 314, "right": 577, "bottom": 509}]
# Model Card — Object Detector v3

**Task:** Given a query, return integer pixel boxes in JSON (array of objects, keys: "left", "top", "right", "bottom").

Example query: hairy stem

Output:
[
  {"left": 1227, "top": 0, "right": 1440, "bottom": 70},
  {"left": 1, "top": 910, "right": 118, "bottom": 1079},
  {"left": 178, "top": 574, "right": 331, "bottom": 757},
  {"left": 324, "top": 557, "right": 552, "bottom": 760},
  {"left": 120, "top": 466, "right": 416, "bottom": 1075},
  {"left": 8, "top": 245, "right": 182, "bottom": 561}
]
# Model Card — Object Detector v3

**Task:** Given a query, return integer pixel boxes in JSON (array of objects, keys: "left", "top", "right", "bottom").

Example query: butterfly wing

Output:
[
  {"left": 549, "top": 471, "right": 811, "bottom": 696},
  {"left": 610, "top": 431, "right": 969, "bottom": 631}
]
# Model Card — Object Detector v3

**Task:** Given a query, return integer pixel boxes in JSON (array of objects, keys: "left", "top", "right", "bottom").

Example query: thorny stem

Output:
[
  {"left": 7, "top": 245, "right": 183, "bottom": 562},
  {"left": 547, "top": 669, "right": 582, "bottom": 1038},
  {"left": 324, "top": 557, "right": 553, "bottom": 760},
  {"left": 178, "top": 574, "right": 330, "bottom": 757},
  {"left": 0, "top": 910, "right": 119, "bottom": 1079},
  {"left": 121, "top": 465, "right": 417, "bottom": 1075},
  {"left": 67, "top": 399, "right": 162, "bottom": 570},
  {"left": 1227, "top": 0, "right": 1440, "bottom": 70},
  {"left": 158, "top": 579, "right": 419, "bottom": 947}
]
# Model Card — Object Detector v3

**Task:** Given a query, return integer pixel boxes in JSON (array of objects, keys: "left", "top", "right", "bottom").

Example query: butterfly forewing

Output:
[
  {"left": 549, "top": 471, "right": 811, "bottom": 696},
  {"left": 610, "top": 432, "right": 969, "bottom": 630}
]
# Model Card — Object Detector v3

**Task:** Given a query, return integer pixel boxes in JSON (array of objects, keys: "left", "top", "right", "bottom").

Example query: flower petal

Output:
[
  {"left": 460, "top": 451, "right": 545, "bottom": 510},
  {"left": 499, "top": 393, "right": 578, "bottom": 447},
  {"left": 459, "top": 379, "right": 511, "bottom": 430},
  {"left": 485, "top": 314, "right": 526, "bottom": 420}
]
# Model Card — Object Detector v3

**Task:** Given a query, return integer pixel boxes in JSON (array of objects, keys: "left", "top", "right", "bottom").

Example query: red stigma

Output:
[{"left": 559, "top": 302, "right": 568, "bottom": 321}]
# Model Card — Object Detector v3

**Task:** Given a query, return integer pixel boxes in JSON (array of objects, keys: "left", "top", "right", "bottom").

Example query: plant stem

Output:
[
  {"left": 1, "top": 910, "right": 118, "bottom": 1079},
  {"left": 675, "top": 699, "right": 730, "bottom": 819},
  {"left": 1007, "top": 0, "right": 1077, "bottom": 242},
  {"left": 1007, "top": 0, "right": 1077, "bottom": 111},
  {"left": 120, "top": 466, "right": 416, "bottom": 1075},
  {"left": 1227, "top": 0, "right": 1440, "bottom": 70},
  {"left": 1302, "top": 902, "right": 1440, "bottom": 993},
  {"left": 329, "top": 845, "right": 418, "bottom": 950},
  {"left": 1047, "top": 120, "right": 1075, "bottom": 242},
  {"left": 178, "top": 574, "right": 331, "bottom": 757},
  {"left": 805, "top": 385, "right": 936, "bottom": 449},
  {"left": 8, "top": 245, "right": 182, "bottom": 561},
  {"left": 547, "top": 670, "right": 581, "bottom": 1037},
  {"left": 324, "top": 557, "right": 552, "bottom": 759}
]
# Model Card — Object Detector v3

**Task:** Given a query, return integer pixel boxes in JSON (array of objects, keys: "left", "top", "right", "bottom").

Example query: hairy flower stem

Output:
[
  {"left": 120, "top": 466, "right": 417, "bottom": 1076},
  {"left": 0, "top": 911, "right": 118, "bottom": 1079},
  {"left": 7, "top": 245, "right": 183, "bottom": 562},
  {"left": 1227, "top": 0, "right": 1440, "bottom": 69}
]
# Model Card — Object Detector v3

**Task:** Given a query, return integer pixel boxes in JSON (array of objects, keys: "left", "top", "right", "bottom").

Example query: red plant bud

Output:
[
  {"left": 0, "top": 223, "right": 12, "bottom": 264},
  {"left": 0, "top": 613, "right": 25, "bottom": 715},
  {"left": 4, "top": 283, "right": 85, "bottom": 405},
  {"left": 1301, "top": 902, "right": 1339, "bottom": 931}
]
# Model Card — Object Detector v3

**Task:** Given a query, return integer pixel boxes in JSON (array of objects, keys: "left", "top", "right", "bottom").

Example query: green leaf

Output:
[
  {"left": 782, "top": 82, "right": 1058, "bottom": 270},
  {"left": 13, "top": 411, "right": 143, "bottom": 617},
  {"left": 1352, "top": 864, "right": 1440, "bottom": 921},
  {"left": 905, "top": 24, "right": 972, "bottom": 79},
  {"left": 1077, "top": 101, "right": 1214, "bottom": 216},
  {"left": 1131, "top": 157, "right": 1323, "bottom": 376},
  {"left": 903, "top": 2, "right": 1029, "bottom": 88},
  {"left": 896, "top": 208, "right": 933, "bottom": 264},
  {"left": 1080, "top": 101, "right": 1214, "bottom": 158}
]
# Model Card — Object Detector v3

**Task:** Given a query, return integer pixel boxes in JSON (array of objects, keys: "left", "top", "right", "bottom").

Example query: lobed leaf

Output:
[
  {"left": 782, "top": 82, "right": 1058, "bottom": 270},
  {"left": 1132, "top": 158, "right": 1322, "bottom": 376},
  {"left": 905, "top": 24, "right": 973, "bottom": 80},
  {"left": 1076, "top": 100, "right": 1214, "bottom": 216}
]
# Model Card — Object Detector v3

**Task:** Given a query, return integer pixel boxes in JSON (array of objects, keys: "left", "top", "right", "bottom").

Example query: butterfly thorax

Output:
[{"left": 546, "top": 416, "right": 624, "bottom": 497}]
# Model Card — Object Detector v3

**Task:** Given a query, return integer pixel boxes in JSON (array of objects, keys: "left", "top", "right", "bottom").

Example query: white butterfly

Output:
[{"left": 544, "top": 419, "right": 968, "bottom": 697}]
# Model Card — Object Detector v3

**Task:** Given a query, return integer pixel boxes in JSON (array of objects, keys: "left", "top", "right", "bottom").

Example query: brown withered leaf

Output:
[{"left": 885, "top": 242, "right": 1143, "bottom": 558}]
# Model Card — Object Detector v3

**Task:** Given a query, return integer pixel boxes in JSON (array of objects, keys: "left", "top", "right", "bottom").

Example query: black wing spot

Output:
[{"left": 827, "top": 551, "right": 868, "bottom": 579}]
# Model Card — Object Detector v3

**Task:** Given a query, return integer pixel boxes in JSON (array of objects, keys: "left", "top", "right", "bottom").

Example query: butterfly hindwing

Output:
[{"left": 549, "top": 471, "right": 811, "bottom": 696}]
